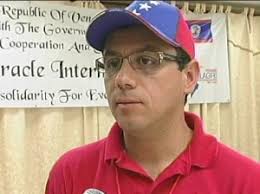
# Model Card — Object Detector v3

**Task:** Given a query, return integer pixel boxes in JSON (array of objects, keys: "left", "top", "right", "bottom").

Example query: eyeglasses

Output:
[{"left": 95, "top": 51, "right": 181, "bottom": 77}]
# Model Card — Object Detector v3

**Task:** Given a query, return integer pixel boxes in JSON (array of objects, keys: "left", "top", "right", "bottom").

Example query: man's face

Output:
[{"left": 103, "top": 26, "right": 198, "bottom": 134}]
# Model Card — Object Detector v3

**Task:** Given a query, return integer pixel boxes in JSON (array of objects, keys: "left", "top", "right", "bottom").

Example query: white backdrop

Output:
[{"left": 0, "top": 1, "right": 230, "bottom": 107}]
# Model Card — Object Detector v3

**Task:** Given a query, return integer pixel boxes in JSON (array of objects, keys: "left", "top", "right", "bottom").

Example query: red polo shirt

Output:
[{"left": 45, "top": 112, "right": 260, "bottom": 194}]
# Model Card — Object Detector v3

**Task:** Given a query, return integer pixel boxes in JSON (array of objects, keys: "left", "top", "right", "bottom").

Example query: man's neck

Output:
[{"left": 123, "top": 114, "right": 193, "bottom": 180}]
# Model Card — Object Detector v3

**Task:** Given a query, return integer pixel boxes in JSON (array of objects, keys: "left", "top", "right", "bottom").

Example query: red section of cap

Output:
[{"left": 176, "top": 14, "right": 195, "bottom": 59}]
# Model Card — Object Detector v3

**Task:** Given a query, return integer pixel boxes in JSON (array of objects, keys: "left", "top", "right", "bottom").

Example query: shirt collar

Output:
[
  {"left": 104, "top": 112, "right": 218, "bottom": 169},
  {"left": 104, "top": 122, "right": 124, "bottom": 161},
  {"left": 185, "top": 111, "right": 219, "bottom": 169}
]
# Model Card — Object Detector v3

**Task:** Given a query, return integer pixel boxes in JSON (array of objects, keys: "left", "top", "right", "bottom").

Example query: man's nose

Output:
[{"left": 114, "top": 59, "right": 137, "bottom": 90}]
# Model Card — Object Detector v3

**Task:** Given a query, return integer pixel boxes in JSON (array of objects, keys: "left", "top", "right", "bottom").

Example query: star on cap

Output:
[
  {"left": 139, "top": 3, "right": 152, "bottom": 11},
  {"left": 150, "top": 1, "right": 160, "bottom": 6},
  {"left": 132, "top": 9, "right": 141, "bottom": 16}
]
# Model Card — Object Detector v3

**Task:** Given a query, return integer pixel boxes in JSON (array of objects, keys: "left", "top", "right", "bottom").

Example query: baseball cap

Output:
[{"left": 86, "top": 0, "right": 195, "bottom": 59}]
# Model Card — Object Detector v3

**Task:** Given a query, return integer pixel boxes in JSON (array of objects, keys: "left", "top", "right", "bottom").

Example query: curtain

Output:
[
  {"left": 0, "top": 1, "right": 259, "bottom": 194},
  {"left": 182, "top": 2, "right": 260, "bottom": 160}
]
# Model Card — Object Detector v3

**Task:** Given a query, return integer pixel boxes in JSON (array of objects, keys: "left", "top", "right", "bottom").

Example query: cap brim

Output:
[{"left": 86, "top": 9, "right": 180, "bottom": 51}]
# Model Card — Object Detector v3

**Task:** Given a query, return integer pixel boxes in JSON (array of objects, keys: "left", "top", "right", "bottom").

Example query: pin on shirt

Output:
[{"left": 83, "top": 188, "right": 105, "bottom": 194}]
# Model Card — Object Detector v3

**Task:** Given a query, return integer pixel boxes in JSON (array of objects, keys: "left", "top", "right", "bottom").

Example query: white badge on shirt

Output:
[{"left": 83, "top": 188, "right": 105, "bottom": 194}]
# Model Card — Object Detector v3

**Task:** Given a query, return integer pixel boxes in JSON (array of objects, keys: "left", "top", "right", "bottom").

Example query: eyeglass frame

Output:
[{"left": 95, "top": 51, "right": 186, "bottom": 77}]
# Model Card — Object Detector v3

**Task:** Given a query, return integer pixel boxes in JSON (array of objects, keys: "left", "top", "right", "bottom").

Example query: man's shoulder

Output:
[
  {"left": 52, "top": 138, "right": 107, "bottom": 171},
  {"left": 212, "top": 142, "right": 260, "bottom": 193},
  {"left": 46, "top": 138, "right": 109, "bottom": 193},
  {"left": 216, "top": 141, "right": 260, "bottom": 174}
]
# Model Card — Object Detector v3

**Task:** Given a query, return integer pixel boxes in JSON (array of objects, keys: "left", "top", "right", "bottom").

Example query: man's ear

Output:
[{"left": 183, "top": 59, "right": 200, "bottom": 95}]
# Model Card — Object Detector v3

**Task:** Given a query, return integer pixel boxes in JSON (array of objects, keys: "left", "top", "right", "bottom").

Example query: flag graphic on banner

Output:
[{"left": 187, "top": 20, "right": 213, "bottom": 43}]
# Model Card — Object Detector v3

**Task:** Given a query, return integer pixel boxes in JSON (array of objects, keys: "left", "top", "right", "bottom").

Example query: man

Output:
[{"left": 45, "top": 1, "right": 260, "bottom": 194}]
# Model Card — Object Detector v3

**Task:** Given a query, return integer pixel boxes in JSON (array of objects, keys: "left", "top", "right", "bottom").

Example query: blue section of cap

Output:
[
  {"left": 86, "top": 1, "right": 181, "bottom": 51},
  {"left": 127, "top": 1, "right": 180, "bottom": 41},
  {"left": 86, "top": 10, "right": 141, "bottom": 51}
]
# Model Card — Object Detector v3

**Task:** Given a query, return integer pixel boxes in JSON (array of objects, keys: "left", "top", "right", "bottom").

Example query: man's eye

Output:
[
  {"left": 105, "top": 58, "right": 120, "bottom": 69},
  {"left": 137, "top": 56, "right": 157, "bottom": 66}
]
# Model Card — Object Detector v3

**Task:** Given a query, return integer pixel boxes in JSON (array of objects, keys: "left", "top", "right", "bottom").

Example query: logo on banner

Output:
[
  {"left": 187, "top": 20, "right": 213, "bottom": 43},
  {"left": 200, "top": 68, "right": 217, "bottom": 83}
]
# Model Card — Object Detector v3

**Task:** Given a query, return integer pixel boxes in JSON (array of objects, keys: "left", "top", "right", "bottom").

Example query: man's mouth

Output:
[{"left": 115, "top": 98, "right": 142, "bottom": 106}]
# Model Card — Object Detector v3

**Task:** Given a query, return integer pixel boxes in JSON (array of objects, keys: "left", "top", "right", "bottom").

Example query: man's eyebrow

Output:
[
  {"left": 103, "top": 49, "right": 120, "bottom": 56},
  {"left": 142, "top": 45, "right": 162, "bottom": 51},
  {"left": 103, "top": 45, "right": 162, "bottom": 56}
]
